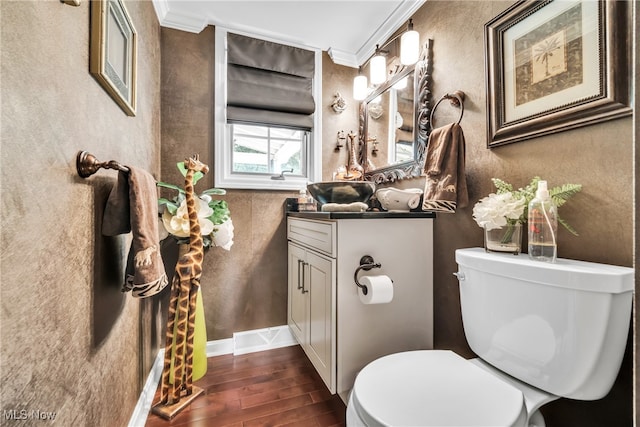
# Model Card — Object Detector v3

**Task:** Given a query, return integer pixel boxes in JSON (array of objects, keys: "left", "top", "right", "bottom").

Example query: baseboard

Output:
[
  {"left": 127, "top": 350, "right": 164, "bottom": 427},
  {"left": 128, "top": 325, "right": 296, "bottom": 427},
  {"left": 232, "top": 325, "right": 297, "bottom": 355},
  {"left": 206, "top": 337, "right": 234, "bottom": 357}
]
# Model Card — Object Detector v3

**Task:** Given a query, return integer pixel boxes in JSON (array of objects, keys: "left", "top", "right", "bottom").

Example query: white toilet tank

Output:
[{"left": 455, "top": 248, "right": 633, "bottom": 400}]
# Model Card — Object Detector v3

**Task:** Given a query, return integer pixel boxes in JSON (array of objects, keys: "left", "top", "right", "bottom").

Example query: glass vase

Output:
[{"left": 484, "top": 223, "right": 522, "bottom": 255}]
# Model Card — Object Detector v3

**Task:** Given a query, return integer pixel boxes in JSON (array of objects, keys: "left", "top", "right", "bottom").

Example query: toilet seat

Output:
[{"left": 349, "top": 350, "right": 526, "bottom": 427}]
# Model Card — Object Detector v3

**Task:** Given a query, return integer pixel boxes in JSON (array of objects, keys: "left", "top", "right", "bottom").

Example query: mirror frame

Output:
[{"left": 359, "top": 39, "right": 433, "bottom": 184}]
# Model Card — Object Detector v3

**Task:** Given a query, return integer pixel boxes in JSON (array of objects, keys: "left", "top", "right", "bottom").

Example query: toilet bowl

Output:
[
  {"left": 346, "top": 248, "right": 634, "bottom": 427},
  {"left": 347, "top": 351, "right": 528, "bottom": 427}
]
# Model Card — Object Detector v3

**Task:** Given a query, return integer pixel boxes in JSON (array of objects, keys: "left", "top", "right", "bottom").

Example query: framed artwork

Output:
[
  {"left": 485, "top": 0, "right": 631, "bottom": 147},
  {"left": 90, "top": 0, "right": 137, "bottom": 116}
]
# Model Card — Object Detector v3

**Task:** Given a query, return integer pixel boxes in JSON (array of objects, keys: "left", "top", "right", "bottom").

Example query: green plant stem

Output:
[{"left": 501, "top": 223, "right": 517, "bottom": 244}]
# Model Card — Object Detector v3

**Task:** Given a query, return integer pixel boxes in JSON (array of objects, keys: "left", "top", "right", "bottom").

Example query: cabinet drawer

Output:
[{"left": 287, "top": 218, "right": 336, "bottom": 257}]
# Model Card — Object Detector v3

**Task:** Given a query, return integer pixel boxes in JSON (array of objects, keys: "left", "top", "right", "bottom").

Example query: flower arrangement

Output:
[
  {"left": 473, "top": 176, "right": 582, "bottom": 235},
  {"left": 158, "top": 162, "right": 234, "bottom": 250}
]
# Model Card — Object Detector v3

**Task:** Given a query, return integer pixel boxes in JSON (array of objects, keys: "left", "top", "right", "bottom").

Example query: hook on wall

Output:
[{"left": 335, "top": 131, "right": 346, "bottom": 151}]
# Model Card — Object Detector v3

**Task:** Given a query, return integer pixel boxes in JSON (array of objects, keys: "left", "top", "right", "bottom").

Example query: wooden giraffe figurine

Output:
[{"left": 157, "top": 154, "right": 208, "bottom": 408}]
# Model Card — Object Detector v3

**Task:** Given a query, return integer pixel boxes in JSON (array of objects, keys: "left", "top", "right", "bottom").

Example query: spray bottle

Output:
[{"left": 528, "top": 180, "right": 557, "bottom": 262}]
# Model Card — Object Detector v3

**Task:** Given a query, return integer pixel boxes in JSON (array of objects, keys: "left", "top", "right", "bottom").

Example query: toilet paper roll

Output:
[{"left": 358, "top": 275, "right": 394, "bottom": 304}]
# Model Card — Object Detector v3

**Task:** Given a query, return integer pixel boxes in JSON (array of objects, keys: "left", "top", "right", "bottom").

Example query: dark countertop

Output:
[{"left": 287, "top": 211, "right": 436, "bottom": 219}]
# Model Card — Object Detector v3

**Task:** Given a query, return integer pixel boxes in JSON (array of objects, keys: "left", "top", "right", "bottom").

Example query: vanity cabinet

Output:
[
  {"left": 287, "top": 241, "right": 336, "bottom": 391},
  {"left": 287, "top": 215, "right": 434, "bottom": 403}
]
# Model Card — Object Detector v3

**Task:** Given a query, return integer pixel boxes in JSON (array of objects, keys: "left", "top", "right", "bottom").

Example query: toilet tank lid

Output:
[{"left": 455, "top": 248, "right": 634, "bottom": 294}]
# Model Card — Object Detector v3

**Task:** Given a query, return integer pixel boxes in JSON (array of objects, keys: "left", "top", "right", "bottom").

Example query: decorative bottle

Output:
[
  {"left": 297, "top": 187, "right": 316, "bottom": 212},
  {"left": 528, "top": 180, "right": 557, "bottom": 262}
]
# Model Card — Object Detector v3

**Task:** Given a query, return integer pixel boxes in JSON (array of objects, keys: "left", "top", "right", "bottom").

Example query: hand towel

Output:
[
  {"left": 103, "top": 168, "right": 168, "bottom": 298},
  {"left": 421, "top": 123, "right": 469, "bottom": 213}
]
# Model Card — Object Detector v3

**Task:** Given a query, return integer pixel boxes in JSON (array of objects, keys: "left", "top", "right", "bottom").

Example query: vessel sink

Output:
[{"left": 307, "top": 181, "right": 376, "bottom": 205}]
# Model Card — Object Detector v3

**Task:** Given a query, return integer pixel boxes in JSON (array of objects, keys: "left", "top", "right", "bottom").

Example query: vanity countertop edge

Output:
[{"left": 287, "top": 211, "right": 437, "bottom": 219}]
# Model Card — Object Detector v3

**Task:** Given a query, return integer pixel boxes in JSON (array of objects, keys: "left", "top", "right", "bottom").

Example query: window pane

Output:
[
  {"left": 232, "top": 134, "right": 268, "bottom": 173},
  {"left": 230, "top": 123, "right": 307, "bottom": 176},
  {"left": 233, "top": 124, "right": 268, "bottom": 137},
  {"left": 270, "top": 127, "right": 303, "bottom": 139},
  {"left": 272, "top": 140, "right": 302, "bottom": 174}
]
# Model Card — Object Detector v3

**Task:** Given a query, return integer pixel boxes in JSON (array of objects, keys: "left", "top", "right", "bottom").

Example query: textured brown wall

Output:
[
  {"left": 321, "top": 53, "right": 362, "bottom": 181},
  {"left": 0, "top": 1, "right": 161, "bottom": 425},
  {"left": 635, "top": 3, "right": 639, "bottom": 425},
  {"left": 161, "top": 27, "right": 290, "bottom": 339}
]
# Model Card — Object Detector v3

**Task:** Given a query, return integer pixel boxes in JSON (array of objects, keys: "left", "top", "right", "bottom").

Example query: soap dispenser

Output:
[{"left": 527, "top": 180, "right": 557, "bottom": 262}]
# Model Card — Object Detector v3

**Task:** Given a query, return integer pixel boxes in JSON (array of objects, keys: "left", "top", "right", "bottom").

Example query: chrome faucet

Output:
[{"left": 271, "top": 168, "right": 294, "bottom": 180}]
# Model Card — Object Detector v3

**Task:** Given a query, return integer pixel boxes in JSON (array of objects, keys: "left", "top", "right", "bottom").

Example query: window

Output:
[
  {"left": 214, "top": 28, "right": 322, "bottom": 190},
  {"left": 231, "top": 124, "right": 308, "bottom": 176}
]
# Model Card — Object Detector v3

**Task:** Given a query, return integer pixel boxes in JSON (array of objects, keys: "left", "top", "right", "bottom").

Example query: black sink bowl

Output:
[{"left": 307, "top": 181, "right": 376, "bottom": 205}]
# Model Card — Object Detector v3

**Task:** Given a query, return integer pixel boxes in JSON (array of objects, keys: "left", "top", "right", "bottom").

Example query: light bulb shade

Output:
[
  {"left": 400, "top": 30, "right": 420, "bottom": 65},
  {"left": 353, "top": 74, "right": 368, "bottom": 101},
  {"left": 370, "top": 54, "right": 387, "bottom": 85}
]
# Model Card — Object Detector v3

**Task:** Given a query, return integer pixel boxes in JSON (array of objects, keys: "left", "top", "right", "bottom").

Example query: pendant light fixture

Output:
[
  {"left": 353, "top": 19, "right": 420, "bottom": 101},
  {"left": 353, "top": 67, "right": 368, "bottom": 101},
  {"left": 370, "top": 45, "right": 387, "bottom": 85},
  {"left": 400, "top": 20, "right": 419, "bottom": 65}
]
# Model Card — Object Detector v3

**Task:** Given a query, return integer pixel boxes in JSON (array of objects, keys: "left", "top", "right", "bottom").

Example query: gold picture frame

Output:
[
  {"left": 485, "top": 0, "right": 631, "bottom": 147},
  {"left": 90, "top": 0, "right": 137, "bottom": 116}
]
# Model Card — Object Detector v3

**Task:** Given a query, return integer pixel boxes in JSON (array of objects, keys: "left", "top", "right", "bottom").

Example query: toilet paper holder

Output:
[{"left": 354, "top": 255, "right": 385, "bottom": 296}]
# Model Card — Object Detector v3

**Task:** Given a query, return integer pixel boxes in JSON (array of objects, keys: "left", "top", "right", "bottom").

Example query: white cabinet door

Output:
[
  {"left": 305, "top": 250, "right": 335, "bottom": 391},
  {"left": 288, "top": 242, "right": 307, "bottom": 345},
  {"left": 287, "top": 241, "right": 336, "bottom": 393}
]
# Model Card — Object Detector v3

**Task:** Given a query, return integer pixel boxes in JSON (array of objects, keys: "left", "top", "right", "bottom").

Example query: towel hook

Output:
[
  {"left": 354, "top": 255, "right": 382, "bottom": 296},
  {"left": 76, "top": 150, "right": 130, "bottom": 178},
  {"left": 429, "top": 90, "right": 465, "bottom": 130}
]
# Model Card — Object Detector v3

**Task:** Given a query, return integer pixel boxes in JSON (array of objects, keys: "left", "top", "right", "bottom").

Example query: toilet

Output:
[{"left": 346, "top": 248, "right": 634, "bottom": 427}]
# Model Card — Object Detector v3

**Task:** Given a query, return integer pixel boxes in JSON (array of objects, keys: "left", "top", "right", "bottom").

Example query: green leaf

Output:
[
  {"left": 550, "top": 183, "right": 582, "bottom": 208},
  {"left": 201, "top": 188, "right": 227, "bottom": 196},
  {"left": 177, "top": 162, "right": 204, "bottom": 186},
  {"left": 559, "top": 216, "right": 579, "bottom": 236},
  {"left": 158, "top": 198, "right": 179, "bottom": 215},
  {"left": 157, "top": 181, "right": 185, "bottom": 194},
  {"left": 207, "top": 199, "right": 230, "bottom": 225},
  {"left": 176, "top": 162, "right": 187, "bottom": 177},
  {"left": 491, "top": 178, "right": 513, "bottom": 194}
]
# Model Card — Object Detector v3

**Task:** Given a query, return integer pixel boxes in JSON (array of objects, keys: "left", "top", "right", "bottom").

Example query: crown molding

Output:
[
  {"left": 354, "top": 0, "right": 426, "bottom": 66},
  {"left": 327, "top": 47, "right": 359, "bottom": 68},
  {"left": 152, "top": 0, "right": 207, "bottom": 33},
  {"left": 151, "top": 0, "right": 426, "bottom": 65}
]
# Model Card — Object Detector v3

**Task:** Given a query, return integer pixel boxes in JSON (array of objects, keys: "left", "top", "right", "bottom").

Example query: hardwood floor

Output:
[{"left": 145, "top": 345, "right": 346, "bottom": 427}]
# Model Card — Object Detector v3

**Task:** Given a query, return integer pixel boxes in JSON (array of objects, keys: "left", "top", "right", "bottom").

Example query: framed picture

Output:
[
  {"left": 90, "top": 0, "right": 137, "bottom": 116},
  {"left": 485, "top": 0, "right": 631, "bottom": 147}
]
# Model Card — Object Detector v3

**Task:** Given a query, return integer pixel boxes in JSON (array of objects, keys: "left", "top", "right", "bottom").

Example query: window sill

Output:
[{"left": 214, "top": 171, "right": 312, "bottom": 191}]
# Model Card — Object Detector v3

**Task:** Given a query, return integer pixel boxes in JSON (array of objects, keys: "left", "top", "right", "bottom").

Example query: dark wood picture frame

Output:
[
  {"left": 90, "top": 0, "right": 137, "bottom": 116},
  {"left": 485, "top": 0, "right": 631, "bottom": 147}
]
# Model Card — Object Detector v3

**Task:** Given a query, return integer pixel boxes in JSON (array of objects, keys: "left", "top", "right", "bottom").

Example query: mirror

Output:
[{"left": 359, "top": 39, "right": 433, "bottom": 183}]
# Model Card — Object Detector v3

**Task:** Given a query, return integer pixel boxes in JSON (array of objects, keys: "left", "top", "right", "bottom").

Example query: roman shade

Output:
[{"left": 226, "top": 33, "right": 316, "bottom": 130}]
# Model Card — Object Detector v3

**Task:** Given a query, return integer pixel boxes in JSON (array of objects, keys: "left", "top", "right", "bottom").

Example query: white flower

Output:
[
  {"left": 162, "top": 197, "right": 214, "bottom": 238},
  {"left": 212, "top": 219, "right": 234, "bottom": 250},
  {"left": 472, "top": 192, "right": 525, "bottom": 231}
]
